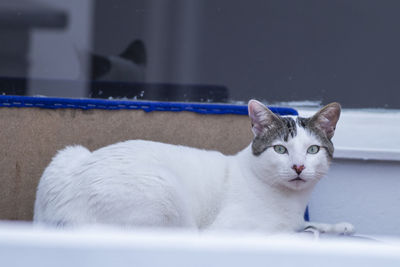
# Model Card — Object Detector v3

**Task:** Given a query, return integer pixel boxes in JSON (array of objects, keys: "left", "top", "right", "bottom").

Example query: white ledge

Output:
[
  {"left": 334, "top": 147, "right": 400, "bottom": 162},
  {"left": 1, "top": 222, "right": 400, "bottom": 267}
]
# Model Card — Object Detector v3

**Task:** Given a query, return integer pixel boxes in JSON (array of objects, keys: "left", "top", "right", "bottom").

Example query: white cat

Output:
[{"left": 34, "top": 100, "right": 354, "bottom": 235}]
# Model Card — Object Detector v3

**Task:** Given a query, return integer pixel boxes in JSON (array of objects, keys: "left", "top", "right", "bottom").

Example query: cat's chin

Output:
[
  {"left": 284, "top": 177, "right": 311, "bottom": 191},
  {"left": 289, "top": 177, "right": 305, "bottom": 182}
]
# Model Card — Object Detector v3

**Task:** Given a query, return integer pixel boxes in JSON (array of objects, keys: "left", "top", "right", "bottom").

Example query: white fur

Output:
[
  {"left": 34, "top": 104, "right": 354, "bottom": 235},
  {"left": 98, "top": 56, "right": 145, "bottom": 82}
]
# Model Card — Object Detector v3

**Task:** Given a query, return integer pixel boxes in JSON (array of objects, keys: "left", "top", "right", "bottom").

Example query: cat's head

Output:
[{"left": 248, "top": 100, "right": 341, "bottom": 191}]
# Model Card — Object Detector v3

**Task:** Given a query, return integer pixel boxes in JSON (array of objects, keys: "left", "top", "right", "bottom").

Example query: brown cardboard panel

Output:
[{"left": 0, "top": 108, "right": 253, "bottom": 221}]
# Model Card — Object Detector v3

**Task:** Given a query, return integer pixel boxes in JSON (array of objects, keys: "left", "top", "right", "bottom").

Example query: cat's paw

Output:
[
  {"left": 332, "top": 222, "right": 355, "bottom": 235},
  {"left": 304, "top": 224, "right": 328, "bottom": 234},
  {"left": 303, "top": 222, "right": 355, "bottom": 236}
]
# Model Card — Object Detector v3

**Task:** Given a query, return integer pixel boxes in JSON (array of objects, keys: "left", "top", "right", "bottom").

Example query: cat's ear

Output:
[
  {"left": 310, "top": 102, "right": 341, "bottom": 139},
  {"left": 248, "top": 100, "right": 281, "bottom": 136},
  {"left": 119, "top": 40, "right": 147, "bottom": 65}
]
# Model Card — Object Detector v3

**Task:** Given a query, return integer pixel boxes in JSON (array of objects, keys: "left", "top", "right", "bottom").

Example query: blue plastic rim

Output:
[{"left": 0, "top": 95, "right": 298, "bottom": 116}]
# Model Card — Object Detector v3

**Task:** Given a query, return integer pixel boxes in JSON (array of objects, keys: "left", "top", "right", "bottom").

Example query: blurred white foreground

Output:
[{"left": 1, "top": 222, "right": 400, "bottom": 267}]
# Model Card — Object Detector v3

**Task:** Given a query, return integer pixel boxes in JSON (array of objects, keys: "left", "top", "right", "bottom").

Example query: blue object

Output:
[
  {"left": 0, "top": 95, "right": 298, "bottom": 116},
  {"left": 304, "top": 206, "right": 310, "bottom": 221}
]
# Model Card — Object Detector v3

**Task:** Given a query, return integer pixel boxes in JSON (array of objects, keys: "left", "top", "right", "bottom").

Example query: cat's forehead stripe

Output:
[
  {"left": 280, "top": 116, "right": 297, "bottom": 140},
  {"left": 296, "top": 117, "right": 310, "bottom": 128}
]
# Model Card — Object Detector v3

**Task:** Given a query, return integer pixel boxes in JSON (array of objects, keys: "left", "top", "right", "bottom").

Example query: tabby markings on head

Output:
[{"left": 252, "top": 115, "right": 334, "bottom": 158}]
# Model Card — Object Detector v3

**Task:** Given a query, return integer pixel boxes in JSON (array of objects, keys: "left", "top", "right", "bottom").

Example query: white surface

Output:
[
  {"left": 309, "top": 159, "right": 400, "bottom": 236},
  {"left": 1, "top": 222, "right": 400, "bottom": 267},
  {"left": 334, "top": 147, "right": 400, "bottom": 161}
]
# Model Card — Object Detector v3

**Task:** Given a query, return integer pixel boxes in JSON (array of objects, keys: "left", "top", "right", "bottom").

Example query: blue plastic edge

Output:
[
  {"left": 0, "top": 95, "right": 298, "bottom": 116},
  {"left": 304, "top": 206, "right": 310, "bottom": 221}
]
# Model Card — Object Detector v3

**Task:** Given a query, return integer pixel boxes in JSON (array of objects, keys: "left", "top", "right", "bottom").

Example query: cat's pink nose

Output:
[{"left": 292, "top": 165, "right": 305, "bottom": 175}]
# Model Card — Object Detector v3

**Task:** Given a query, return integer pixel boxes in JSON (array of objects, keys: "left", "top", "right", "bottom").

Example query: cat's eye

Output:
[
  {"left": 307, "top": 145, "right": 320, "bottom": 154},
  {"left": 273, "top": 145, "right": 287, "bottom": 154}
]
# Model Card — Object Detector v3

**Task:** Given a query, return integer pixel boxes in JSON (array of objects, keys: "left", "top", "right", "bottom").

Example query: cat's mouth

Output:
[{"left": 289, "top": 177, "right": 306, "bottom": 182}]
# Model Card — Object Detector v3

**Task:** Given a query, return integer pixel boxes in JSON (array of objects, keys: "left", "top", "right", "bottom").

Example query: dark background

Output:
[{"left": 1, "top": 0, "right": 400, "bottom": 108}]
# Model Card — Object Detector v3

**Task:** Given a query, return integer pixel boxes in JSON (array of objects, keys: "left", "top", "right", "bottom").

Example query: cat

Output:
[
  {"left": 90, "top": 39, "right": 146, "bottom": 82},
  {"left": 33, "top": 100, "right": 354, "bottom": 235}
]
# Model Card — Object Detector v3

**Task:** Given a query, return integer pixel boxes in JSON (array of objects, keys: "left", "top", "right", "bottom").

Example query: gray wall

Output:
[
  {"left": 29, "top": 0, "right": 93, "bottom": 97},
  {"left": 93, "top": 0, "right": 400, "bottom": 108},
  {"left": 193, "top": 0, "right": 400, "bottom": 108}
]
